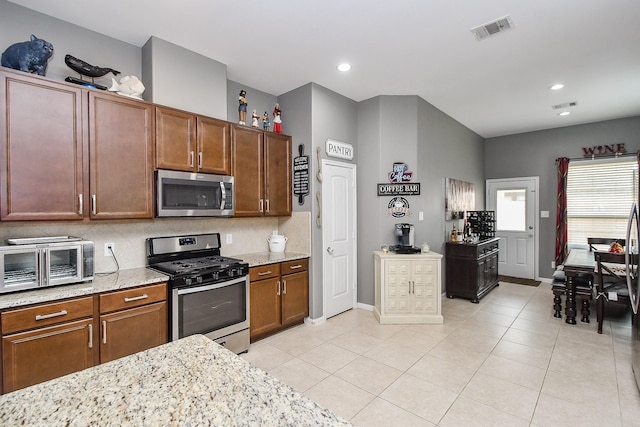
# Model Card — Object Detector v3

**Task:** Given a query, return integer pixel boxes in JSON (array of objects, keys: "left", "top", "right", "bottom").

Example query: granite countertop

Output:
[
  {"left": 237, "top": 251, "right": 309, "bottom": 267},
  {"left": 0, "top": 268, "right": 169, "bottom": 311},
  {"left": 0, "top": 334, "right": 351, "bottom": 426}
]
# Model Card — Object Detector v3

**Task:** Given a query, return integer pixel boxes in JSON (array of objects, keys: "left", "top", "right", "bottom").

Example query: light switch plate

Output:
[
  {"left": 226, "top": 234, "right": 232, "bottom": 244},
  {"left": 541, "top": 210, "right": 549, "bottom": 218}
]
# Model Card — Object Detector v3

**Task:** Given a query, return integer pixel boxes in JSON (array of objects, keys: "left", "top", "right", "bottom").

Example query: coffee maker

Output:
[{"left": 391, "top": 223, "right": 421, "bottom": 253}]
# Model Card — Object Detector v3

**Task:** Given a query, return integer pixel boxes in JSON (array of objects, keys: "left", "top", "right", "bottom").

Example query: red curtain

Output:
[{"left": 555, "top": 157, "right": 570, "bottom": 266}]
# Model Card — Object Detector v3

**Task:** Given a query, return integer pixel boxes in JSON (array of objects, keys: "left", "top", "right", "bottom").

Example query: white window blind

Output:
[{"left": 566, "top": 158, "right": 638, "bottom": 245}]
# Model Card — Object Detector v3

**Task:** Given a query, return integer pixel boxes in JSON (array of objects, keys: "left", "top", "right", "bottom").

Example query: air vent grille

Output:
[
  {"left": 471, "top": 15, "right": 515, "bottom": 40},
  {"left": 552, "top": 101, "right": 578, "bottom": 110}
]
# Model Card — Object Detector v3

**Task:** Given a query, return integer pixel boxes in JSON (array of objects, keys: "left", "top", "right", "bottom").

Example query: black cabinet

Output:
[{"left": 445, "top": 238, "right": 500, "bottom": 303}]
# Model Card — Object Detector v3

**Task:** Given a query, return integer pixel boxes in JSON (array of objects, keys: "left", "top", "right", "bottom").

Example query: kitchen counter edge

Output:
[{"left": 237, "top": 251, "right": 310, "bottom": 267}]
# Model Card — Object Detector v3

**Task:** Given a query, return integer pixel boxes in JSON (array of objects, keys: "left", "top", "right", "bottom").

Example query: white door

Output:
[
  {"left": 322, "top": 159, "right": 357, "bottom": 319},
  {"left": 486, "top": 177, "right": 538, "bottom": 279}
]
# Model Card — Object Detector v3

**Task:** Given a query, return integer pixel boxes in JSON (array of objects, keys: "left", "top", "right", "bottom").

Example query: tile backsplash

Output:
[{"left": 0, "top": 212, "right": 311, "bottom": 273}]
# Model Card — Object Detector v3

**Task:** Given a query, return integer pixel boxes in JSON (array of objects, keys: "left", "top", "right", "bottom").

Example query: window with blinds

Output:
[{"left": 566, "top": 157, "right": 638, "bottom": 245}]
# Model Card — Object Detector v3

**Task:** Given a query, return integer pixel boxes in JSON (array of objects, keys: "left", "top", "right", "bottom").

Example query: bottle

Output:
[{"left": 450, "top": 224, "right": 457, "bottom": 242}]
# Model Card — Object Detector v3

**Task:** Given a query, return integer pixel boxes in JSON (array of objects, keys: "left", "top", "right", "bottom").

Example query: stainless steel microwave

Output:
[
  {"left": 156, "top": 170, "right": 235, "bottom": 217},
  {"left": 0, "top": 237, "right": 94, "bottom": 294}
]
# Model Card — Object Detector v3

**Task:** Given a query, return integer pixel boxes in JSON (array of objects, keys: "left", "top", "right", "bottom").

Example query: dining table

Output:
[{"left": 562, "top": 248, "right": 596, "bottom": 324}]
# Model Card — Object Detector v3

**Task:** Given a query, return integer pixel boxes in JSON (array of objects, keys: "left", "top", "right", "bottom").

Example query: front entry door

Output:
[
  {"left": 322, "top": 159, "right": 357, "bottom": 319},
  {"left": 486, "top": 177, "right": 538, "bottom": 279}
]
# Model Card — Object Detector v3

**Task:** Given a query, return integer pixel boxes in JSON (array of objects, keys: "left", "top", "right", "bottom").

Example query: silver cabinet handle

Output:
[
  {"left": 265, "top": 199, "right": 270, "bottom": 213},
  {"left": 288, "top": 264, "right": 303, "bottom": 270},
  {"left": 189, "top": 151, "right": 195, "bottom": 167},
  {"left": 259, "top": 199, "right": 264, "bottom": 213},
  {"left": 102, "top": 320, "right": 107, "bottom": 344},
  {"left": 78, "top": 194, "right": 83, "bottom": 215},
  {"left": 35, "top": 309, "right": 68, "bottom": 321},
  {"left": 124, "top": 294, "right": 148, "bottom": 303},
  {"left": 277, "top": 280, "right": 281, "bottom": 296},
  {"left": 88, "top": 323, "right": 93, "bottom": 349},
  {"left": 198, "top": 151, "right": 203, "bottom": 169},
  {"left": 91, "top": 194, "right": 97, "bottom": 215},
  {"left": 258, "top": 271, "right": 272, "bottom": 276},
  {"left": 327, "top": 247, "right": 334, "bottom": 255},
  {"left": 283, "top": 279, "right": 287, "bottom": 295}
]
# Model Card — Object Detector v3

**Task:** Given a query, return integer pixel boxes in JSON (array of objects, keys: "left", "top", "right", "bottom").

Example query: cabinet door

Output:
[
  {"left": 198, "top": 116, "right": 230, "bottom": 174},
  {"left": 2, "top": 318, "right": 94, "bottom": 393},
  {"left": 155, "top": 107, "right": 195, "bottom": 172},
  {"left": 0, "top": 70, "right": 84, "bottom": 220},
  {"left": 249, "top": 277, "right": 281, "bottom": 340},
  {"left": 89, "top": 92, "right": 155, "bottom": 219},
  {"left": 281, "top": 271, "right": 309, "bottom": 326},
  {"left": 99, "top": 301, "right": 167, "bottom": 363},
  {"left": 411, "top": 261, "right": 436, "bottom": 313},
  {"left": 264, "top": 133, "right": 292, "bottom": 216},
  {"left": 384, "top": 260, "right": 411, "bottom": 314},
  {"left": 231, "top": 125, "right": 263, "bottom": 216}
]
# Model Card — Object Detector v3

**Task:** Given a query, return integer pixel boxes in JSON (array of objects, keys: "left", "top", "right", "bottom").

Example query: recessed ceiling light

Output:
[
  {"left": 558, "top": 111, "right": 571, "bottom": 116},
  {"left": 337, "top": 63, "right": 351, "bottom": 72},
  {"left": 550, "top": 83, "right": 564, "bottom": 90}
]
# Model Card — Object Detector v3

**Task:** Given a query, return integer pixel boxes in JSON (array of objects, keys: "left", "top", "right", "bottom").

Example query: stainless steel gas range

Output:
[{"left": 146, "top": 233, "right": 249, "bottom": 354}]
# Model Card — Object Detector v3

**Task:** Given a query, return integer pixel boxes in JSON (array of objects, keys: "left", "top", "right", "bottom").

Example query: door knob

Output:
[
  {"left": 528, "top": 226, "right": 534, "bottom": 229},
  {"left": 327, "top": 247, "right": 334, "bottom": 255}
]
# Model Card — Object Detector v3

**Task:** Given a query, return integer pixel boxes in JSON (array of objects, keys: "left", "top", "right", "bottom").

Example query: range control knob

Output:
[
  {"left": 228, "top": 269, "right": 235, "bottom": 277},
  {"left": 197, "top": 276, "right": 203, "bottom": 283},
  {"left": 185, "top": 277, "right": 192, "bottom": 286}
]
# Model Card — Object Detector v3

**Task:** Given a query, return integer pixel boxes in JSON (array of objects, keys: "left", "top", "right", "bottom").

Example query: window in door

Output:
[
  {"left": 566, "top": 158, "right": 638, "bottom": 245},
  {"left": 496, "top": 189, "right": 526, "bottom": 231}
]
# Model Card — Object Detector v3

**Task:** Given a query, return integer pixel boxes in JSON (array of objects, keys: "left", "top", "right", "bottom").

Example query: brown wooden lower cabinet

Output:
[
  {"left": 99, "top": 301, "right": 167, "bottom": 364},
  {"left": 250, "top": 259, "right": 309, "bottom": 342},
  {"left": 2, "top": 318, "right": 94, "bottom": 393},
  {"left": 0, "top": 283, "right": 168, "bottom": 394}
]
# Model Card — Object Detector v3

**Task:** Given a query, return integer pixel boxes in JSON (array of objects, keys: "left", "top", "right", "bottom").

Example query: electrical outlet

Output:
[
  {"left": 551, "top": 261, "right": 556, "bottom": 269},
  {"left": 226, "top": 234, "right": 232, "bottom": 244},
  {"left": 104, "top": 243, "right": 115, "bottom": 257}
]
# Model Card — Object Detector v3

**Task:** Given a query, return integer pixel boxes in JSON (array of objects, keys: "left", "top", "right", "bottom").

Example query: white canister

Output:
[{"left": 267, "top": 234, "right": 288, "bottom": 253}]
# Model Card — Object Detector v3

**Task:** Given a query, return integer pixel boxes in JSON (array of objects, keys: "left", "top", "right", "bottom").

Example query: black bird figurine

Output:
[{"left": 65, "top": 54, "right": 120, "bottom": 78}]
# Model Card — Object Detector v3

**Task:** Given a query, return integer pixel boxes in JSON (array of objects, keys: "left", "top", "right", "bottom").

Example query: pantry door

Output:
[
  {"left": 322, "top": 160, "right": 357, "bottom": 319},
  {"left": 486, "top": 177, "right": 538, "bottom": 280}
]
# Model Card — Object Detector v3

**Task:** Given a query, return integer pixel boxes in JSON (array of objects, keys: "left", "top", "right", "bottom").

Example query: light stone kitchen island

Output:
[{"left": 0, "top": 334, "right": 351, "bottom": 426}]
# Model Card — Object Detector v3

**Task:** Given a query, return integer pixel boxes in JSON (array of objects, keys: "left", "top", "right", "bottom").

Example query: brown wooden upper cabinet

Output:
[
  {"left": 231, "top": 125, "right": 292, "bottom": 217},
  {"left": 156, "top": 106, "right": 230, "bottom": 175},
  {"left": 0, "top": 69, "right": 155, "bottom": 221}
]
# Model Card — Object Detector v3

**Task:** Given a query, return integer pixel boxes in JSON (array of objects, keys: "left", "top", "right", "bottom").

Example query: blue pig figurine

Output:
[{"left": 1, "top": 35, "right": 54, "bottom": 76}]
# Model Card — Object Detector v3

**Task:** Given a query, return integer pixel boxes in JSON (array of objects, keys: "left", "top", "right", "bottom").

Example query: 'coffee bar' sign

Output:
[{"left": 326, "top": 139, "right": 354, "bottom": 160}]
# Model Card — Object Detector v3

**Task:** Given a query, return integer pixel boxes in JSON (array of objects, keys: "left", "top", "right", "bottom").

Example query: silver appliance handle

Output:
[
  {"left": 220, "top": 182, "right": 227, "bottom": 209},
  {"left": 626, "top": 203, "right": 640, "bottom": 314},
  {"left": 176, "top": 276, "right": 248, "bottom": 296},
  {"left": 41, "top": 249, "right": 48, "bottom": 287}
]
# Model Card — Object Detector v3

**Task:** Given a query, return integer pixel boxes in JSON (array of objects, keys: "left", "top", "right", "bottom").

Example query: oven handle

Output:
[{"left": 175, "top": 276, "right": 247, "bottom": 295}]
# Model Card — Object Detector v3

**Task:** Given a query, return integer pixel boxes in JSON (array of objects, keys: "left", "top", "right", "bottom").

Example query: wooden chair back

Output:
[{"left": 594, "top": 250, "right": 637, "bottom": 333}]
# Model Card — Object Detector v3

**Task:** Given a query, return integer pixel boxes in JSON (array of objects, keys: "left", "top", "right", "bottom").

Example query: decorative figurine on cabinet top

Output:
[
  {"left": 64, "top": 54, "right": 120, "bottom": 90},
  {"left": 108, "top": 75, "right": 145, "bottom": 99},
  {"left": 251, "top": 109, "right": 260, "bottom": 128},
  {"left": 1, "top": 35, "right": 54, "bottom": 76},
  {"left": 273, "top": 102, "right": 282, "bottom": 134},
  {"left": 238, "top": 90, "right": 247, "bottom": 125},
  {"left": 262, "top": 111, "right": 271, "bottom": 131}
]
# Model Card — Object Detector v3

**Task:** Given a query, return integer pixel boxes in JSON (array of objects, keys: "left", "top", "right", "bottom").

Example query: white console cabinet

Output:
[{"left": 374, "top": 251, "right": 443, "bottom": 324}]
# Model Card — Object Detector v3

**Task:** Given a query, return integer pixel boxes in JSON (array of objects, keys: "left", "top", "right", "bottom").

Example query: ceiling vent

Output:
[
  {"left": 471, "top": 15, "right": 515, "bottom": 41},
  {"left": 552, "top": 101, "right": 578, "bottom": 110}
]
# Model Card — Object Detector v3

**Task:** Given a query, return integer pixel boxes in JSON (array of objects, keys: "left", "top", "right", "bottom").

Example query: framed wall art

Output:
[{"left": 445, "top": 178, "right": 475, "bottom": 220}]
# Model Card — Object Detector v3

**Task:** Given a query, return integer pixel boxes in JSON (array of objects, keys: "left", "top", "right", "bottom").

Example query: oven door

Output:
[
  {"left": 0, "top": 247, "right": 41, "bottom": 293},
  {"left": 172, "top": 276, "right": 249, "bottom": 342}
]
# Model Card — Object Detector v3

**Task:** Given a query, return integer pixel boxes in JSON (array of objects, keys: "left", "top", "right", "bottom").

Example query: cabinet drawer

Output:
[
  {"left": 1, "top": 297, "right": 94, "bottom": 335},
  {"left": 250, "top": 264, "right": 281, "bottom": 281},
  {"left": 99, "top": 283, "right": 167, "bottom": 314},
  {"left": 282, "top": 258, "right": 308, "bottom": 275}
]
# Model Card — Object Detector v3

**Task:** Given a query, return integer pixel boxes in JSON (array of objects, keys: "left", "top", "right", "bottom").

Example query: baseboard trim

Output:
[
  {"left": 304, "top": 316, "right": 326, "bottom": 326},
  {"left": 357, "top": 303, "right": 374, "bottom": 311}
]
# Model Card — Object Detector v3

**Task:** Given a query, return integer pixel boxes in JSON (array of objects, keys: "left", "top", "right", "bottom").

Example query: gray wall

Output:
[
  {"left": 357, "top": 95, "right": 484, "bottom": 305},
  {"left": 485, "top": 116, "right": 640, "bottom": 279},
  {"left": 142, "top": 36, "right": 227, "bottom": 119},
  {"left": 226, "top": 80, "right": 277, "bottom": 127},
  {"left": 0, "top": 0, "right": 140, "bottom": 88}
]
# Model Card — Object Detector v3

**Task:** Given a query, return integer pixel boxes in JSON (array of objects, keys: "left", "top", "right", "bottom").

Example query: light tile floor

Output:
[{"left": 241, "top": 282, "right": 640, "bottom": 426}]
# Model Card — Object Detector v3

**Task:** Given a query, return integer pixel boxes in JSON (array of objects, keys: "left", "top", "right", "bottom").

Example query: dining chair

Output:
[
  {"left": 594, "top": 251, "right": 637, "bottom": 334},
  {"left": 588, "top": 237, "right": 626, "bottom": 252}
]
